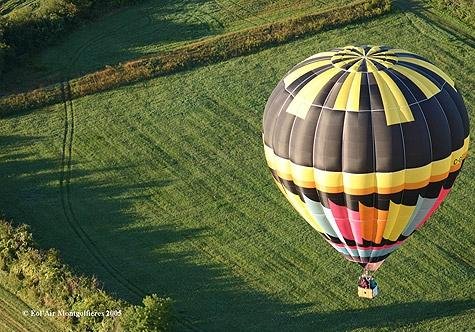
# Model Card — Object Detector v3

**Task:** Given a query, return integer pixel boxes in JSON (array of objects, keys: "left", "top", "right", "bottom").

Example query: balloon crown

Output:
[
  {"left": 331, "top": 45, "right": 398, "bottom": 73},
  {"left": 282, "top": 45, "right": 456, "bottom": 125}
]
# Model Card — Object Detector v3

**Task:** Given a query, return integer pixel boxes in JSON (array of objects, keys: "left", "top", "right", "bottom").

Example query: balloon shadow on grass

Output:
[{"left": 0, "top": 134, "right": 473, "bottom": 331}]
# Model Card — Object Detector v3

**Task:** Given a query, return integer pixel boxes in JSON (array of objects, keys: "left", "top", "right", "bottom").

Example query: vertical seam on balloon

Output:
[
  {"left": 269, "top": 87, "right": 296, "bottom": 196},
  {"left": 368, "top": 71, "right": 378, "bottom": 263},
  {"left": 270, "top": 70, "right": 316, "bottom": 158},
  {"left": 394, "top": 121, "right": 408, "bottom": 242},
  {"left": 432, "top": 90, "right": 455, "bottom": 193},
  {"left": 292, "top": 71, "right": 345, "bottom": 238},
  {"left": 340, "top": 108, "right": 359, "bottom": 260},
  {"left": 392, "top": 72, "right": 434, "bottom": 237},
  {"left": 378, "top": 70, "right": 407, "bottom": 241},
  {"left": 312, "top": 74, "right": 353, "bottom": 258},
  {"left": 287, "top": 103, "right": 305, "bottom": 224},
  {"left": 312, "top": 72, "right": 350, "bottom": 254}
]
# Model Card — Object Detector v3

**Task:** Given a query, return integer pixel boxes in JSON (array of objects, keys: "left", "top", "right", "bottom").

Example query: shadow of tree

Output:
[{"left": 0, "top": 133, "right": 474, "bottom": 331}]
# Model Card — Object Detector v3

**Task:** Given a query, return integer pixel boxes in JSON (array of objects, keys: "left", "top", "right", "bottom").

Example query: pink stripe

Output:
[
  {"left": 348, "top": 209, "right": 364, "bottom": 244},
  {"left": 329, "top": 201, "right": 354, "bottom": 240},
  {"left": 416, "top": 188, "right": 450, "bottom": 229}
]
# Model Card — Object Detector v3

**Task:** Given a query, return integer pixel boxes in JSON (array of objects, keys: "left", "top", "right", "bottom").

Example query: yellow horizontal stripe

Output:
[{"left": 263, "top": 137, "right": 469, "bottom": 194}]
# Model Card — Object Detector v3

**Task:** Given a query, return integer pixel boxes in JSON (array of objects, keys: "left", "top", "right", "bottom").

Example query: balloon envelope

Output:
[{"left": 262, "top": 45, "right": 469, "bottom": 269}]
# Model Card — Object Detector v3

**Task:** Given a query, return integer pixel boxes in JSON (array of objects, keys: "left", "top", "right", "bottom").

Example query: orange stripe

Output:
[
  {"left": 359, "top": 203, "right": 378, "bottom": 242},
  {"left": 375, "top": 210, "right": 389, "bottom": 244}
]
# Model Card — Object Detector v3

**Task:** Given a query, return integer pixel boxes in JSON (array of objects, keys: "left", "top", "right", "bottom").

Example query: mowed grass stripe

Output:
[{"left": 0, "top": 7, "right": 473, "bottom": 331}]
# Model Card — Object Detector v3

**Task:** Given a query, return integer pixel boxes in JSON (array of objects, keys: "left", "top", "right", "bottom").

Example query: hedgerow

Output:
[
  {"left": 0, "top": 220, "right": 172, "bottom": 331},
  {"left": 0, "top": 0, "right": 391, "bottom": 115}
]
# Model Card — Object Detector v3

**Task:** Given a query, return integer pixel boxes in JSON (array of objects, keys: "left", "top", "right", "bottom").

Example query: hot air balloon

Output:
[{"left": 262, "top": 45, "right": 469, "bottom": 298}]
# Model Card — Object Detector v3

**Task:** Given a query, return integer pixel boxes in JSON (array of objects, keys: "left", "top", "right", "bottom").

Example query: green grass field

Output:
[
  {"left": 0, "top": 1, "right": 474, "bottom": 331},
  {"left": 0, "top": 284, "right": 60, "bottom": 332},
  {"left": 1, "top": 0, "right": 349, "bottom": 92}
]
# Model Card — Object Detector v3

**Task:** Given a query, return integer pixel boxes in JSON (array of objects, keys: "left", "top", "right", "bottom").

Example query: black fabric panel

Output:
[
  {"left": 321, "top": 71, "right": 350, "bottom": 109},
  {"left": 401, "top": 189, "right": 423, "bottom": 206},
  {"left": 358, "top": 59, "right": 368, "bottom": 74},
  {"left": 435, "top": 89, "right": 466, "bottom": 151},
  {"left": 373, "top": 62, "right": 386, "bottom": 71},
  {"left": 288, "top": 64, "right": 335, "bottom": 96},
  {"left": 342, "top": 111, "right": 375, "bottom": 173},
  {"left": 393, "top": 52, "right": 431, "bottom": 62},
  {"left": 359, "top": 73, "right": 371, "bottom": 110},
  {"left": 367, "top": 73, "right": 384, "bottom": 110},
  {"left": 371, "top": 111, "right": 405, "bottom": 172},
  {"left": 263, "top": 82, "right": 293, "bottom": 147},
  {"left": 290, "top": 57, "right": 333, "bottom": 72},
  {"left": 318, "top": 192, "right": 346, "bottom": 209},
  {"left": 344, "top": 194, "right": 374, "bottom": 211},
  {"left": 423, "top": 181, "right": 445, "bottom": 199},
  {"left": 277, "top": 178, "right": 300, "bottom": 196},
  {"left": 263, "top": 81, "right": 283, "bottom": 131},
  {"left": 443, "top": 169, "right": 460, "bottom": 189},
  {"left": 272, "top": 108, "right": 297, "bottom": 159},
  {"left": 386, "top": 70, "right": 418, "bottom": 104},
  {"left": 339, "top": 59, "right": 361, "bottom": 71},
  {"left": 289, "top": 105, "right": 322, "bottom": 167},
  {"left": 313, "top": 70, "right": 341, "bottom": 107},
  {"left": 397, "top": 61, "right": 446, "bottom": 88},
  {"left": 444, "top": 85, "right": 470, "bottom": 137},
  {"left": 387, "top": 68, "right": 426, "bottom": 103},
  {"left": 401, "top": 104, "right": 432, "bottom": 168},
  {"left": 313, "top": 109, "right": 345, "bottom": 171},
  {"left": 418, "top": 96, "right": 452, "bottom": 161},
  {"left": 302, "top": 188, "right": 320, "bottom": 202}
]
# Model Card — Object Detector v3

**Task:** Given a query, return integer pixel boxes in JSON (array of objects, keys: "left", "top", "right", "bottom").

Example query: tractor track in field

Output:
[
  {"left": 59, "top": 80, "right": 202, "bottom": 332},
  {"left": 394, "top": 0, "right": 475, "bottom": 50},
  {"left": 59, "top": 81, "right": 145, "bottom": 298}
]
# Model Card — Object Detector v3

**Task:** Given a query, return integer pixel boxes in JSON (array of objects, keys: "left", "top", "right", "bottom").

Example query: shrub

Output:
[{"left": 119, "top": 294, "right": 173, "bottom": 332}]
